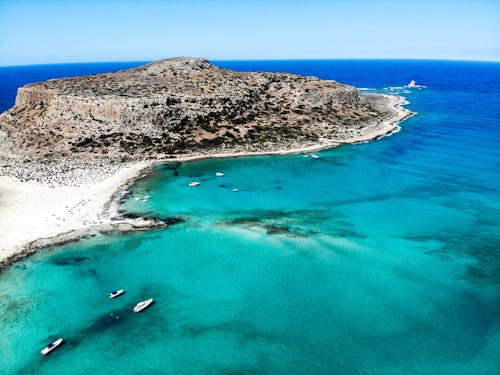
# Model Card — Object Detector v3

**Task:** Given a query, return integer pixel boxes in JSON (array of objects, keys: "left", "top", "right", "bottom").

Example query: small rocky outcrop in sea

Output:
[
  {"left": 407, "top": 80, "right": 417, "bottom": 88},
  {"left": 0, "top": 57, "right": 399, "bottom": 160}
]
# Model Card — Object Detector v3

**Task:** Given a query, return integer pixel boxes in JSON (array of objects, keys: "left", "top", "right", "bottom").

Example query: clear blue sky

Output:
[{"left": 0, "top": 0, "right": 499, "bottom": 66}]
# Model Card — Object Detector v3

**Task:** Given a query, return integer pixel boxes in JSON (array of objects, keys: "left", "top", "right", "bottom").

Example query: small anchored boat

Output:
[
  {"left": 304, "top": 153, "right": 320, "bottom": 159},
  {"left": 188, "top": 181, "right": 200, "bottom": 187},
  {"left": 109, "top": 289, "right": 124, "bottom": 298},
  {"left": 133, "top": 298, "right": 154, "bottom": 313},
  {"left": 40, "top": 338, "right": 64, "bottom": 356},
  {"left": 216, "top": 172, "right": 224, "bottom": 177}
]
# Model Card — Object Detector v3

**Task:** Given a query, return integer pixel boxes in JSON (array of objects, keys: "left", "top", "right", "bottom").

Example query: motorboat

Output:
[
  {"left": 188, "top": 181, "right": 200, "bottom": 187},
  {"left": 232, "top": 188, "right": 239, "bottom": 192},
  {"left": 109, "top": 289, "right": 124, "bottom": 298},
  {"left": 133, "top": 298, "right": 154, "bottom": 313},
  {"left": 216, "top": 172, "right": 224, "bottom": 177},
  {"left": 40, "top": 338, "right": 64, "bottom": 356},
  {"left": 304, "top": 153, "right": 319, "bottom": 159}
]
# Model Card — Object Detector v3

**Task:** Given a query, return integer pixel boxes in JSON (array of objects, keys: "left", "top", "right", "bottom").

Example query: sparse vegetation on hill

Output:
[{"left": 0, "top": 57, "right": 402, "bottom": 160}]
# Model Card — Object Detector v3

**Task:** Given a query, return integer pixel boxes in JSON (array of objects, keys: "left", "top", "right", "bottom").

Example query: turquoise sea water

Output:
[{"left": 0, "top": 60, "right": 499, "bottom": 374}]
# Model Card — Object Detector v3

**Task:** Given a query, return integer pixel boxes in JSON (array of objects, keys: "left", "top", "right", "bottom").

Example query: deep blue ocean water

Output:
[{"left": 0, "top": 60, "right": 499, "bottom": 374}]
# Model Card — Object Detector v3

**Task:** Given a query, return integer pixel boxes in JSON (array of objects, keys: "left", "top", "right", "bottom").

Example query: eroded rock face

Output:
[
  {"left": 407, "top": 80, "right": 417, "bottom": 88},
  {"left": 0, "top": 57, "right": 390, "bottom": 159}
]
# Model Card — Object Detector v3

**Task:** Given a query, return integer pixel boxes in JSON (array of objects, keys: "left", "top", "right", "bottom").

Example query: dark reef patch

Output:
[
  {"left": 332, "top": 228, "right": 367, "bottom": 239},
  {"left": 403, "top": 230, "right": 500, "bottom": 289},
  {"left": 158, "top": 162, "right": 181, "bottom": 171},
  {"left": 58, "top": 309, "right": 130, "bottom": 355},
  {"left": 1, "top": 296, "right": 32, "bottom": 323},
  {"left": 221, "top": 217, "right": 307, "bottom": 237},
  {"left": 218, "top": 208, "right": 366, "bottom": 240},
  {"left": 51, "top": 256, "right": 90, "bottom": 266},
  {"left": 182, "top": 320, "right": 277, "bottom": 345}
]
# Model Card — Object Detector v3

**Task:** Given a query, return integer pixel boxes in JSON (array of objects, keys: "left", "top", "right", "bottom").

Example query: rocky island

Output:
[{"left": 0, "top": 57, "right": 411, "bottom": 269}]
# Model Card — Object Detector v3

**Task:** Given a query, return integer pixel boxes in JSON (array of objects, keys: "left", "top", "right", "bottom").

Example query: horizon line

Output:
[{"left": 1, "top": 57, "right": 500, "bottom": 68}]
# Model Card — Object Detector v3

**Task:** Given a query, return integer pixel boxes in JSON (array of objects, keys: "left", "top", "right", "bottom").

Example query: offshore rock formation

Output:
[
  {"left": 407, "top": 80, "right": 417, "bottom": 88},
  {"left": 0, "top": 57, "right": 400, "bottom": 160}
]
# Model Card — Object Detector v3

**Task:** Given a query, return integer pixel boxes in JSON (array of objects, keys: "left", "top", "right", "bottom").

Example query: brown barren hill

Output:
[{"left": 0, "top": 57, "right": 408, "bottom": 160}]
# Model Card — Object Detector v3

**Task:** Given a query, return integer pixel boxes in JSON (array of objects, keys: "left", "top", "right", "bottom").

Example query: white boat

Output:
[
  {"left": 133, "top": 298, "right": 154, "bottom": 313},
  {"left": 109, "top": 289, "right": 124, "bottom": 298},
  {"left": 40, "top": 338, "right": 64, "bottom": 356},
  {"left": 216, "top": 172, "right": 224, "bottom": 177},
  {"left": 233, "top": 188, "right": 239, "bottom": 192},
  {"left": 188, "top": 181, "right": 200, "bottom": 187},
  {"left": 310, "top": 154, "right": 320, "bottom": 159}
]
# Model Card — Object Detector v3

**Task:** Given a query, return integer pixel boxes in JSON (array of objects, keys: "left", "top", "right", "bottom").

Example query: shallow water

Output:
[{"left": 0, "top": 60, "right": 499, "bottom": 374}]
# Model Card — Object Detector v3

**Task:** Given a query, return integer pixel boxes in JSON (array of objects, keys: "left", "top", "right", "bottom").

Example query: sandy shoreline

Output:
[
  {"left": 0, "top": 94, "right": 412, "bottom": 271},
  {"left": 0, "top": 162, "right": 157, "bottom": 270}
]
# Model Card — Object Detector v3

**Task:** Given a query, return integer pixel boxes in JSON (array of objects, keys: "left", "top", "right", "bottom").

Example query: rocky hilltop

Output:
[{"left": 0, "top": 57, "right": 406, "bottom": 161}]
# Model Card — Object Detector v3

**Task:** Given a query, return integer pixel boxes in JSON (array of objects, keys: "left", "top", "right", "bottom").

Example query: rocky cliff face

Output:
[{"left": 0, "top": 57, "right": 395, "bottom": 160}]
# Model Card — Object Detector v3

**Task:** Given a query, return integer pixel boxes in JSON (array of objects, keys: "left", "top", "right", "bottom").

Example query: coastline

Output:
[
  {"left": 0, "top": 162, "right": 157, "bottom": 271},
  {"left": 0, "top": 94, "right": 412, "bottom": 272}
]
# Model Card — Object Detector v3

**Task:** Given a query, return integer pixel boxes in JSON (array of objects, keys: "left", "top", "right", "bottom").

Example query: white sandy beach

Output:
[
  {"left": 0, "top": 94, "right": 411, "bottom": 267},
  {"left": 0, "top": 162, "right": 150, "bottom": 263}
]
